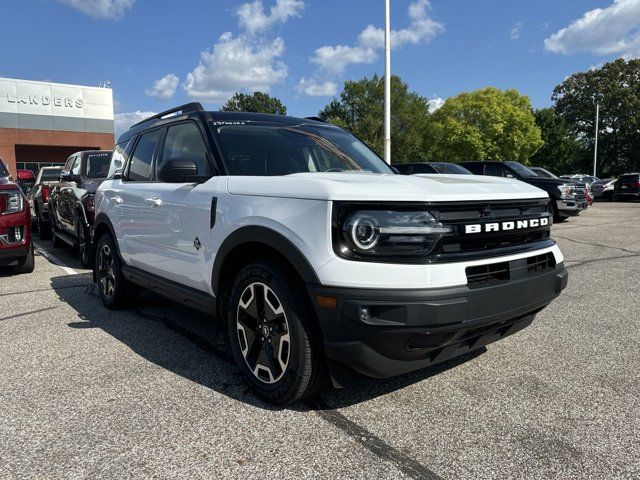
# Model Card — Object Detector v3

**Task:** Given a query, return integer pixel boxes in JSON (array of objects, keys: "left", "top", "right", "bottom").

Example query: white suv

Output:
[{"left": 94, "top": 103, "right": 568, "bottom": 404}]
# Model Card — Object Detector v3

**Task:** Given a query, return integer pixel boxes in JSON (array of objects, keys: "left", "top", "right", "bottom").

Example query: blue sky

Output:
[{"left": 3, "top": 0, "right": 640, "bottom": 135}]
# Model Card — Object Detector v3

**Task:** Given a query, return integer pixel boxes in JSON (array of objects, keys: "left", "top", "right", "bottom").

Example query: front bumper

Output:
[
  {"left": 0, "top": 244, "right": 30, "bottom": 266},
  {"left": 557, "top": 198, "right": 587, "bottom": 216},
  {"left": 308, "top": 262, "right": 568, "bottom": 386}
]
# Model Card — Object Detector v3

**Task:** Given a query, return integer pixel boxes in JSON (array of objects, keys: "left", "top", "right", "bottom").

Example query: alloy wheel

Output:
[
  {"left": 98, "top": 244, "right": 116, "bottom": 299},
  {"left": 236, "top": 282, "right": 291, "bottom": 384}
]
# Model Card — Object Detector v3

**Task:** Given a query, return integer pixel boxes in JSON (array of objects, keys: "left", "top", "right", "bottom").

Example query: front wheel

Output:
[
  {"left": 95, "top": 234, "right": 137, "bottom": 309},
  {"left": 13, "top": 242, "right": 35, "bottom": 274},
  {"left": 227, "top": 261, "right": 327, "bottom": 404}
]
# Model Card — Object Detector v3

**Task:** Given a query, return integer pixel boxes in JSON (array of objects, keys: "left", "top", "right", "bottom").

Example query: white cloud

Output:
[
  {"left": 296, "top": 78, "right": 338, "bottom": 97},
  {"left": 114, "top": 111, "right": 155, "bottom": 138},
  {"left": 184, "top": 33, "right": 288, "bottom": 103},
  {"left": 544, "top": 0, "right": 640, "bottom": 58},
  {"left": 237, "top": 0, "right": 304, "bottom": 35},
  {"left": 183, "top": 0, "right": 303, "bottom": 104},
  {"left": 145, "top": 74, "right": 179, "bottom": 102},
  {"left": 510, "top": 21, "right": 524, "bottom": 40},
  {"left": 428, "top": 96, "right": 445, "bottom": 112},
  {"left": 58, "top": 0, "right": 135, "bottom": 20},
  {"left": 310, "top": 0, "right": 443, "bottom": 74}
]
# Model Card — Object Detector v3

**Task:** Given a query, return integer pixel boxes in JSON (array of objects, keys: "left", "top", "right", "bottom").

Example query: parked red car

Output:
[{"left": 0, "top": 176, "right": 35, "bottom": 274}]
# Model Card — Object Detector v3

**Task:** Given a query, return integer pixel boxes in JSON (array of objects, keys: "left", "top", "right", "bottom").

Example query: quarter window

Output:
[
  {"left": 71, "top": 156, "right": 82, "bottom": 176},
  {"left": 128, "top": 130, "right": 160, "bottom": 181}
]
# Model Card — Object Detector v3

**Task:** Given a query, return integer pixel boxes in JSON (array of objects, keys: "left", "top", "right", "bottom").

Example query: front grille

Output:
[
  {"left": 526, "top": 252, "right": 556, "bottom": 274},
  {"left": 465, "top": 262, "right": 510, "bottom": 288},
  {"left": 430, "top": 199, "right": 553, "bottom": 261}
]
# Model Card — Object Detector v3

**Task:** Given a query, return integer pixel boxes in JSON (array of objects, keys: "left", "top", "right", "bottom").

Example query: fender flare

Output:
[{"left": 211, "top": 225, "right": 320, "bottom": 293}]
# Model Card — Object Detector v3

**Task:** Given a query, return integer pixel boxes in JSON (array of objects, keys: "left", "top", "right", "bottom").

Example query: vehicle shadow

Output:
[{"left": 51, "top": 273, "right": 485, "bottom": 411}]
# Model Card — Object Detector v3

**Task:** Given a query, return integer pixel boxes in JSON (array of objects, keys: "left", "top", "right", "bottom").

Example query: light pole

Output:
[
  {"left": 384, "top": 0, "right": 391, "bottom": 164},
  {"left": 593, "top": 95, "right": 602, "bottom": 178}
]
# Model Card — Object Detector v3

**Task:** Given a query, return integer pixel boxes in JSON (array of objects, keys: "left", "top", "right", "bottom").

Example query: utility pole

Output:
[
  {"left": 384, "top": 0, "right": 391, "bottom": 164},
  {"left": 593, "top": 101, "right": 600, "bottom": 177}
]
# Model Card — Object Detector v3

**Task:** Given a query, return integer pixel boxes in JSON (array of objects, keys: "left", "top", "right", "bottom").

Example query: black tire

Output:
[
  {"left": 37, "top": 209, "right": 51, "bottom": 240},
  {"left": 549, "top": 200, "right": 565, "bottom": 223},
  {"left": 227, "top": 260, "right": 328, "bottom": 405},
  {"left": 94, "top": 234, "right": 138, "bottom": 309},
  {"left": 13, "top": 242, "right": 35, "bottom": 274},
  {"left": 77, "top": 222, "right": 91, "bottom": 268}
]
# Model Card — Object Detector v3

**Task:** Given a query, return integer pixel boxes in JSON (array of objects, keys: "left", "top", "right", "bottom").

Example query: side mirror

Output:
[
  {"left": 60, "top": 171, "right": 77, "bottom": 182},
  {"left": 159, "top": 158, "right": 205, "bottom": 183}
]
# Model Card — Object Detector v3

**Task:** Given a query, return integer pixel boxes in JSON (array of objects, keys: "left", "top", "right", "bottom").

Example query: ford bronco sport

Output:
[{"left": 94, "top": 103, "right": 568, "bottom": 404}]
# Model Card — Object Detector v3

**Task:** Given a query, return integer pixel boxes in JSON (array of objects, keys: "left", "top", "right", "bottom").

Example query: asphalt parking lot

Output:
[{"left": 0, "top": 201, "right": 638, "bottom": 479}]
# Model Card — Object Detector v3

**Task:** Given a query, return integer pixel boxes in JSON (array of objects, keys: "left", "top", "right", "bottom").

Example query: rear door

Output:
[
  {"left": 112, "top": 129, "right": 162, "bottom": 267},
  {"left": 137, "top": 121, "right": 216, "bottom": 291}
]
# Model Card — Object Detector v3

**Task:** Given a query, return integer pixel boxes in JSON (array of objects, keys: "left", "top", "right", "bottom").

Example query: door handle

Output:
[{"left": 145, "top": 197, "right": 163, "bottom": 207}]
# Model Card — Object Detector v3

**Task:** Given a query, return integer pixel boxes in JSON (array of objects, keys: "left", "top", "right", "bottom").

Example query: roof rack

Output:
[
  {"left": 304, "top": 116, "right": 327, "bottom": 123},
  {"left": 131, "top": 102, "right": 204, "bottom": 129}
]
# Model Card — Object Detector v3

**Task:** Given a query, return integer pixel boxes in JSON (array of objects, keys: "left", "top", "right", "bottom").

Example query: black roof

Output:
[{"left": 118, "top": 102, "right": 331, "bottom": 144}]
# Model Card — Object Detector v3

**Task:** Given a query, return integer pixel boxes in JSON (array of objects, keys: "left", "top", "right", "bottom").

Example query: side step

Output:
[{"left": 53, "top": 230, "right": 78, "bottom": 248}]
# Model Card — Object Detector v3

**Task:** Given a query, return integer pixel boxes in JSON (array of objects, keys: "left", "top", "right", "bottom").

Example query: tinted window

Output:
[
  {"left": 160, "top": 123, "right": 211, "bottom": 177},
  {"left": 412, "top": 164, "right": 438, "bottom": 174},
  {"left": 85, "top": 152, "right": 112, "bottom": 179},
  {"left": 505, "top": 161, "right": 537, "bottom": 177},
  {"left": 393, "top": 164, "right": 412, "bottom": 175},
  {"left": 40, "top": 168, "right": 62, "bottom": 181},
  {"left": 128, "top": 130, "right": 160, "bottom": 181},
  {"left": 484, "top": 164, "right": 505, "bottom": 177},
  {"left": 429, "top": 163, "right": 472, "bottom": 174},
  {"left": 213, "top": 123, "right": 392, "bottom": 176}
]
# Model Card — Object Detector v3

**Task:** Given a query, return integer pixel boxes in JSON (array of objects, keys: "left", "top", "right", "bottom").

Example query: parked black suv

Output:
[
  {"left": 461, "top": 161, "right": 587, "bottom": 220},
  {"left": 613, "top": 173, "right": 640, "bottom": 201},
  {"left": 394, "top": 162, "right": 473, "bottom": 175},
  {"left": 49, "top": 150, "right": 112, "bottom": 266}
]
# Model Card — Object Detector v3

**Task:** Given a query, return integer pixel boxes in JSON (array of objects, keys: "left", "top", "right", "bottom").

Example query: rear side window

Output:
[
  {"left": 412, "top": 164, "right": 438, "bottom": 174},
  {"left": 394, "top": 164, "right": 412, "bottom": 175},
  {"left": 127, "top": 130, "right": 161, "bottom": 181},
  {"left": 159, "top": 123, "right": 211, "bottom": 177},
  {"left": 484, "top": 164, "right": 505, "bottom": 177}
]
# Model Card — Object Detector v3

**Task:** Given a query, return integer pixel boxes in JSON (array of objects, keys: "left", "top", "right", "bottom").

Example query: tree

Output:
[
  {"left": 319, "top": 75, "right": 432, "bottom": 163},
  {"left": 530, "top": 107, "right": 579, "bottom": 174},
  {"left": 430, "top": 87, "right": 543, "bottom": 163},
  {"left": 222, "top": 92, "right": 287, "bottom": 115},
  {"left": 552, "top": 58, "right": 640, "bottom": 176}
]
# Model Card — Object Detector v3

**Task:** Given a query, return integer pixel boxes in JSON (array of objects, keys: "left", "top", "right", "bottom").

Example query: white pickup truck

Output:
[{"left": 93, "top": 103, "right": 568, "bottom": 404}]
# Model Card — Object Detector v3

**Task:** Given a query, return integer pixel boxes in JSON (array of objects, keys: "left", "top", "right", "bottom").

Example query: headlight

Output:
[
  {"left": 335, "top": 207, "right": 452, "bottom": 261},
  {"left": 0, "top": 189, "right": 24, "bottom": 215},
  {"left": 557, "top": 184, "right": 575, "bottom": 197}
]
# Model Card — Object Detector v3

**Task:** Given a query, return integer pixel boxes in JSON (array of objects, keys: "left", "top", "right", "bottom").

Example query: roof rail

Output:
[
  {"left": 304, "top": 116, "right": 327, "bottom": 123},
  {"left": 131, "top": 102, "right": 204, "bottom": 129}
]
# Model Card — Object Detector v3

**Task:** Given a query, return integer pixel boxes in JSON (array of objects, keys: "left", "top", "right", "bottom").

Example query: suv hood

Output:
[{"left": 226, "top": 173, "right": 548, "bottom": 202}]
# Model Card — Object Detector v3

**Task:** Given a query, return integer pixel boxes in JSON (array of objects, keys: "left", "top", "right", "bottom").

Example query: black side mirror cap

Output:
[
  {"left": 60, "top": 171, "right": 77, "bottom": 182},
  {"left": 159, "top": 158, "right": 207, "bottom": 183}
]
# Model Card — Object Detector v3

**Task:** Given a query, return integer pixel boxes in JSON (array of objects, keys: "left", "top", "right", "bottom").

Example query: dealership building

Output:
[{"left": 0, "top": 77, "right": 114, "bottom": 176}]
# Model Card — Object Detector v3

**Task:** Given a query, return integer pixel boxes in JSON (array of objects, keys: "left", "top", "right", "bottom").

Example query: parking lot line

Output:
[{"left": 33, "top": 241, "right": 79, "bottom": 276}]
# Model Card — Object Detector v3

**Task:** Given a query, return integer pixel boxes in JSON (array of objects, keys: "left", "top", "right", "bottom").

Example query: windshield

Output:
[
  {"left": 40, "top": 168, "right": 62, "bottom": 181},
  {"left": 532, "top": 167, "right": 557, "bottom": 178},
  {"left": 505, "top": 161, "right": 538, "bottom": 177},
  {"left": 85, "top": 152, "right": 112, "bottom": 179},
  {"left": 212, "top": 122, "right": 393, "bottom": 176},
  {"left": 429, "top": 162, "right": 472, "bottom": 175}
]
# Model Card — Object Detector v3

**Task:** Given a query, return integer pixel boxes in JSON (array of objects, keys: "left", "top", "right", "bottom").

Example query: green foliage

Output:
[
  {"left": 530, "top": 107, "right": 578, "bottom": 175},
  {"left": 430, "top": 87, "right": 543, "bottom": 163},
  {"left": 222, "top": 92, "right": 287, "bottom": 115},
  {"left": 552, "top": 58, "right": 640, "bottom": 175},
  {"left": 319, "top": 75, "right": 432, "bottom": 163}
]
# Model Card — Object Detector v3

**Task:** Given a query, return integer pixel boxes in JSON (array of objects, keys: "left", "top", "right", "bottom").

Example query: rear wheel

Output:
[
  {"left": 13, "top": 242, "right": 35, "bottom": 274},
  {"left": 228, "top": 260, "right": 327, "bottom": 404},
  {"left": 95, "top": 234, "right": 137, "bottom": 309}
]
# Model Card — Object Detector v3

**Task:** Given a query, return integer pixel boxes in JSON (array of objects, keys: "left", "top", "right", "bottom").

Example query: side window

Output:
[
  {"left": 71, "top": 156, "right": 82, "bottom": 176},
  {"left": 484, "top": 164, "right": 505, "bottom": 177},
  {"left": 159, "top": 123, "right": 211, "bottom": 177},
  {"left": 127, "top": 130, "right": 161, "bottom": 181},
  {"left": 64, "top": 156, "right": 75, "bottom": 172}
]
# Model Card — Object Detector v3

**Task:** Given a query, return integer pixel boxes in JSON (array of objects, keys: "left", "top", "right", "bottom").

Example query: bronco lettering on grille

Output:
[{"left": 464, "top": 217, "right": 549, "bottom": 234}]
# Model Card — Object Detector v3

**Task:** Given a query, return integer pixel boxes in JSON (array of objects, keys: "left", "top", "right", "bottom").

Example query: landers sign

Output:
[{"left": 5, "top": 93, "right": 84, "bottom": 109}]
